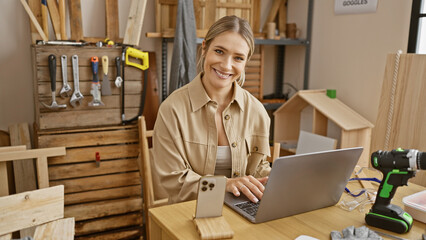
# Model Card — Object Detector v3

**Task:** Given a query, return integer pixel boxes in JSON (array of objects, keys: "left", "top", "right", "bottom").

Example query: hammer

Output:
[{"left": 42, "top": 55, "right": 67, "bottom": 109}]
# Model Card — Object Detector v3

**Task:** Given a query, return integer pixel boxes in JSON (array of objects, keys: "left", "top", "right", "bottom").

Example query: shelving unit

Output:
[{"left": 157, "top": 0, "right": 313, "bottom": 104}]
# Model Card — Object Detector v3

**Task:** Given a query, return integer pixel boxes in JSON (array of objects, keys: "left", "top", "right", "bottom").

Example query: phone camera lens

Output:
[
  {"left": 209, "top": 183, "right": 215, "bottom": 188},
  {"left": 202, "top": 186, "right": 207, "bottom": 191},
  {"left": 202, "top": 181, "right": 208, "bottom": 185}
]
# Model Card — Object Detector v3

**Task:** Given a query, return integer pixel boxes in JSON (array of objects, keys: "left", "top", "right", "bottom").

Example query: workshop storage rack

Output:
[{"left": 32, "top": 45, "right": 150, "bottom": 239}]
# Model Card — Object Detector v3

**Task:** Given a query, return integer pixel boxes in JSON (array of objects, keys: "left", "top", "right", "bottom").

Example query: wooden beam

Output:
[
  {"left": 106, "top": 0, "right": 119, "bottom": 42},
  {"left": 28, "top": 0, "right": 43, "bottom": 43},
  {"left": 263, "top": 0, "right": 283, "bottom": 32},
  {"left": 0, "top": 147, "right": 66, "bottom": 163},
  {"left": 20, "top": 0, "right": 48, "bottom": 41},
  {"left": 58, "top": 0, "right": 67, "bottom": 40},
  {"left": 9, "top": 124, "right": 37, "bottom": 194},
  {"left": 252, "top": 0, "right": 261, "bottom": 33},
  {"left": 46, "top": 0, "right": 62, "bottom": 40},
  {"left": 69, "top": 0, "right": 83, "bottom": 41},
  {"left": 123, "top": 0, "right": 148, "bottom": 46},
  {"left": 278, "top": 0, "right": 287, "bottom": 35},
  {"left": 0, "top": 186, "right": 64, "bottom": 236},
  {"left": 0, "top": 146, "right": 26, "bottom": 197},
  {"left": 204, "top": 0, "right": 217, "bottom": 29},
  {"left": 34, "top": 218, "right": 75, "bottom": 240}
]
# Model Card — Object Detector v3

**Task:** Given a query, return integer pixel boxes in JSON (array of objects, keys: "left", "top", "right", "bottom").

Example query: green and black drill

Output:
[{"left": 365, "top": 148, "right": 426, "bottom": 233}]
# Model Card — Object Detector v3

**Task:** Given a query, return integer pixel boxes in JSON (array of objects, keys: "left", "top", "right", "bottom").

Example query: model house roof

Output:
[{"left": 274, "top": 89, "right": 374, "bottom": 131}]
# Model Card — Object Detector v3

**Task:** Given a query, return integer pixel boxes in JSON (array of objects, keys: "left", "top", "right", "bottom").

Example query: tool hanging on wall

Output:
[
  {"left": 101, "top": 56, "right": 112, "bottom": 95},
  {"left": 89, "top": 56, "right": 104, "bottom": 107},
  {"left": 42, "top": 54, "right": 67, "bottom": 109},
  {"left": 60, "top": 55, "right": 72, "bottom": 97},
  {"left": 121, "top": 47, "right": 149, "bottom": 125},
  {"left": 70, "top": 55, "right": 84, "bottom": 107},
  {"left": 115, "top": 56, "right": 123, "bottom": 87}
]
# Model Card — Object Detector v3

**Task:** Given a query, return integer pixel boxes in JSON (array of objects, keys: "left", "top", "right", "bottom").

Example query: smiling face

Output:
[{"left": 201, "top": 31, "right": 250, "bottom": 93}]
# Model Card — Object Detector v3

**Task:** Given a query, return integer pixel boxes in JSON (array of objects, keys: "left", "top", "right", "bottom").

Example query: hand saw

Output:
[{"left": 121, "top": 47, "right": 149, "bottom": 124}]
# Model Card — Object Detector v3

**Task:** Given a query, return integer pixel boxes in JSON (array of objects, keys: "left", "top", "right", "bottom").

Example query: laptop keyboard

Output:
[{"left": 235, "top": 201, "right": 260, "bottom": 217}]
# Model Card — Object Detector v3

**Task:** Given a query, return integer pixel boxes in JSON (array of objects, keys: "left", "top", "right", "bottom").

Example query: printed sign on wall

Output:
[{"left": 335, "top": 0, "right": 378, "bottom": 15}]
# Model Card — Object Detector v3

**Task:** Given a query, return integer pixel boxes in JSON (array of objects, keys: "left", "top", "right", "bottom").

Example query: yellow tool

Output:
[
  {"left": 121, "top": 47, "right": 149, "bottom": 124},
  {"left": 125, "top": 47, "right": 149, "bottom": 71}
]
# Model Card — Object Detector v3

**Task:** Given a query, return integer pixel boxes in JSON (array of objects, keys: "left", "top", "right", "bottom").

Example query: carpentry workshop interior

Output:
[{"left": 1, "top": 0, "right": 426, "bottom": 239}]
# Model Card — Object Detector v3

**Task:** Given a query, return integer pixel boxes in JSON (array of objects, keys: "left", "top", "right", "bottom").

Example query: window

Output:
[{"left": 408, "top": 0, "right": 426, "bottom": 53}]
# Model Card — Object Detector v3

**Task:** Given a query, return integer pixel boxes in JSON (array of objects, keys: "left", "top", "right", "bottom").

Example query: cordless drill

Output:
[{"left": 365, "top": 148, "right": 426, "bottom": 233}]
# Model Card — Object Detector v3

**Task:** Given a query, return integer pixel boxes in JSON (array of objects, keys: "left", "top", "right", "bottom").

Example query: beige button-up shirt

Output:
[{"left": 152, "top": 73, "right": 271, "bottom": 203}]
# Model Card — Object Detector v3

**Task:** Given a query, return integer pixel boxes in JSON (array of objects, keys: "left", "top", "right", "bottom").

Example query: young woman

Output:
[{"left": 152, "top": 15, "right": 271, "bottom": 204}]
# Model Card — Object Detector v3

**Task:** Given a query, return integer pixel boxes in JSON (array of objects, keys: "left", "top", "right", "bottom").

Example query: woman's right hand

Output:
[{"left": 226, "top": 175, "right": 268, "bottom": 203}]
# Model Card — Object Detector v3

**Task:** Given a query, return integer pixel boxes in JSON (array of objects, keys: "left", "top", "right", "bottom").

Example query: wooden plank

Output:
[
  {"left": 46, "top": 0, "right": 61, "bottom": 40},
  {"left": 74, "top": 212, "right": 142, "bottom": 236},
  {"left": 8, "top": 123, "right": 37, "bottom": 194},
  {"left": 28, "top": 0, "right": 43, "bottom": 43},
  {"left": 49, "top": 144, "right": 139, "bottom": 165},
  {"left": 50, "top": 172, "right": 141, "bottom": 194},
  {"left": 312, "top": 108, "right": 327, "bottom": 136},
  {"left": 204, "top": 0, "right": 217, "bottom": 29},
  {"left": 0, "top": 234, "right": 11, "bottom": 240},
  {"left": 36, "top": 156, "right": 49, "bottom": 188},
  {"left": 19, "top": 0, "right": 48, "bottom": 41},
  {"left": 340, "top": 128, "right": 371, "bottom": 167},
  {"left": 34, "top": 218, "right": 75, "bottom": 240},
  {"left": 38, "top": 108, "right": 139, "bottom": 130},
  {"left": 49, "top": 158, "right": 139, "bottom": 180},
  {"left": 0, "top": 147, "right": 66, "bottom": 162},
  {"left": 58, "top": 0, "right": 67, "bottom": 40},
  {"left": 65, "top": 197, "right": 142, "bottom": 221},
  {"left": 263, "top": 0, "right": 283, "bottom": 32},
  {"left": 105, "top": 0, "right": 119, "bottom": 42},
  {"left": 76, "top": 228, "right": 141, "bottom": 240},
  {"left": 0, "top": 162, "right": 8, "bottom": 196},
  {"left": 65, "top": 185, "right": 141, "bottom": 205},
  {"left": 37, "top": 128, "right": 138, "bottom": 148},
  {"left": 69, "top": 0, "right": 83, "bottom": 41},
  {"left": 278, "top": 0, "right": 287, "bottom": 35},
  {"left": 41, "top": 0, "right": 49, "bottom": 38},
  {"left": 123, "top": 0, "right": 148, "bottom": 46},
  {"left": 252, "top": 0, "right": 261, "bottom": 33},
  {"left": 0, "top": 185, "right": 64, "bottom": 236},
  {"left": 155, "top": 0, "right": 161, "bottom": 32}
]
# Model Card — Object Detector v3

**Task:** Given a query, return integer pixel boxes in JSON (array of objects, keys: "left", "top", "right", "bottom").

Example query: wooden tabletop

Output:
[{"left": 149, "top": 183, "right": 426, "bottom": 240}]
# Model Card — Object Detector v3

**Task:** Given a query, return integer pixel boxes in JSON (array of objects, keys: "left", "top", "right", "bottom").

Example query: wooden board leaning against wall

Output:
[{"left": 372, "top": 53, "right": 426, "bottom": 187}]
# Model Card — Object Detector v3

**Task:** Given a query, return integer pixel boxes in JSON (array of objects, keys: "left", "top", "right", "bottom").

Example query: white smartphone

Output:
[{"left": 195, "top": 176, "right": 227, "bottom": 218}]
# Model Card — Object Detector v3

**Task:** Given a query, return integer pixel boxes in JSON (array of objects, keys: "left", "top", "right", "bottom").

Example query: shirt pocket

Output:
[{"left": 245, "top": 135, "right": 270, "bottom": 157}]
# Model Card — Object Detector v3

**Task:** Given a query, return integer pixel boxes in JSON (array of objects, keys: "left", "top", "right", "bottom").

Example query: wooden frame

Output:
[
  {"left": 0, "top": 146, "right": 66, "bottom": 195},
  {"left": 137, "top": 116, "right": 168, "bottom": 240}
]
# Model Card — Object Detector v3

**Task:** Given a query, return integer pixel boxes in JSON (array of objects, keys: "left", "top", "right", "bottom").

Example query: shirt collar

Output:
[{"left": 188, "top": 73, "right": 245, "bottom": 112}]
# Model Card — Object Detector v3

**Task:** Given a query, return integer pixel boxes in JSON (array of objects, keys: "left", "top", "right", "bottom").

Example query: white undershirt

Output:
[{"left": 215, "top": 146, "right": 232, "bottom": 178}]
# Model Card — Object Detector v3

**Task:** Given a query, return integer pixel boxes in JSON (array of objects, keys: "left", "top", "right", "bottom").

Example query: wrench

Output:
[
  {"left": 70, "top": 55, "right": 84, "bottom": 107},
  {"left": 59, "top": 55, "right": 72, "bottom": 97},
  {"left": 115, "top": 56, "right": 123, "bottom": 87}
]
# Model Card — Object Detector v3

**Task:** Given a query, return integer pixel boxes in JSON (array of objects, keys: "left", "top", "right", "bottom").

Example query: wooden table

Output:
[{"left": 149, "top": 183, "right": 426, "bottom": 240}]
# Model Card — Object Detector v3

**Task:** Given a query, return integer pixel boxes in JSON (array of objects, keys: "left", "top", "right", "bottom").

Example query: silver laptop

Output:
[{"left": 224, "top": 147, "right": 363, "bottom": 223}]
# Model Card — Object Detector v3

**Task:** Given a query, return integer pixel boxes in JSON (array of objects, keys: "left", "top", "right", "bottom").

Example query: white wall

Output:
[
  {"left": 309, "top": 0, "right": 412, "bottom": 123},
  {"left": 0, "top": 0, "right": 413, "bottom": 134}
]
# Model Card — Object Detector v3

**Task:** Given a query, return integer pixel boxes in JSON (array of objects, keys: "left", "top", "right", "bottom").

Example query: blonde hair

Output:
[{"left": 197, "top": 15, "right": 255, "bottom": 86}]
